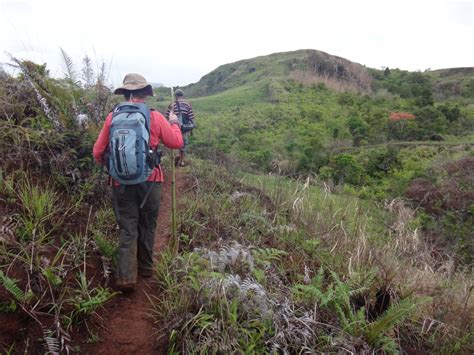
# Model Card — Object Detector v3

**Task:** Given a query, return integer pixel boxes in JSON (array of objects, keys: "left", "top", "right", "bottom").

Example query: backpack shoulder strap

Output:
[
  {"left": 112, "top": 102, "right": 151, "bottom": 133},
  {"left": 136, "top": 102, "right": 151, "bottom": 133},
  {"left": 175, "top": 100, "right": 182, "bottom": 116}
]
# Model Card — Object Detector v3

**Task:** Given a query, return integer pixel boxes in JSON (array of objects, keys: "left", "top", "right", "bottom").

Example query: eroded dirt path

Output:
[{"left": 84, "top": 169, "right": 187, "bottom": 355}]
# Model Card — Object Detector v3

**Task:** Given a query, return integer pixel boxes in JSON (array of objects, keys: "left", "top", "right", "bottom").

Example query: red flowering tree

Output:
[
  {"left": 389, "top": 112, "right": 415, "bottom": 121},
  {"left": 388, "top": 112, "right": 416, "bottom": 139}
]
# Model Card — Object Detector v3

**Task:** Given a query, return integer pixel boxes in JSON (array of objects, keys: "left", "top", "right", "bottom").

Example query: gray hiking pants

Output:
[{"left": 112, "top": 182, "right": 162, "bottom": 285}]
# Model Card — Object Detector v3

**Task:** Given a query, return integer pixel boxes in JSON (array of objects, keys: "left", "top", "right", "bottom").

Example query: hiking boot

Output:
[
  {"left": 138, "top": 268, "right": 153, "bottom": 278},
  {"left": 115, "top": 279, "right": 136, "bottom": 292}
]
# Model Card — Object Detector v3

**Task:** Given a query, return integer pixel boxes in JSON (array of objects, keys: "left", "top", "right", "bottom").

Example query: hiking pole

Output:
[{"left": 170, "top": 87, "right": 178, "bottom": 255}]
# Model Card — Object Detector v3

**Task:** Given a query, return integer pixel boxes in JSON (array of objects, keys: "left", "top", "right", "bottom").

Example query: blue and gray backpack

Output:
[{"left": 108, "top": 102, "right": 153, "bottom": 185}]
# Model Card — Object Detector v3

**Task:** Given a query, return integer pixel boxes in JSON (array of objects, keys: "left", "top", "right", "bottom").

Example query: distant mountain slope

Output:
[
  {"left": 183, "top": 49, "right": 373, "bottom": 98},
  {"left": 430, "top": 67, "right": 474, "bottom": 100},
  {"left": 368, "top": 66, "right": 474, "bottom": 102},
  {"left": 154, "top": 50, "right": 473, "bottom": 109}
]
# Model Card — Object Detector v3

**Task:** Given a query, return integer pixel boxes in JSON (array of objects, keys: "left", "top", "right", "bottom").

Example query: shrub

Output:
[
  {"left": 329, "top": 153, "right": 366, "bottom": 186},
  {"left": 405, "top": 156, "right": 474, "bottom": 262}
]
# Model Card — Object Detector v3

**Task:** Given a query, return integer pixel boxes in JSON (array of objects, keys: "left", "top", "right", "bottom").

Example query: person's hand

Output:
[{"left": 169, "top": 112, "right": 179, "bottom": 126}]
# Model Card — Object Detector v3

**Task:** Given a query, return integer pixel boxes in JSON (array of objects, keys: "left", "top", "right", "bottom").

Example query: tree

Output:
[
  {"left": 414, "top": 106, "right": 448, "bottom": 139},
  {"left": 330, "top": 153, "right": 365, "bottom": 186},
  {"left": 416, "top": 86, "right": 434, "bottom": 107},
  {"left": 438, "top": 104, "right": 461, "bottom": 122},
  {"left": 347, "top": 116, "right": 368, "bottom": 146}
]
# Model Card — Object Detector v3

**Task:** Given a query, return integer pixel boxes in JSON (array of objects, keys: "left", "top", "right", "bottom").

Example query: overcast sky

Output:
[{"left": 0, "top": 0, "right": 472, "bottom": 87}]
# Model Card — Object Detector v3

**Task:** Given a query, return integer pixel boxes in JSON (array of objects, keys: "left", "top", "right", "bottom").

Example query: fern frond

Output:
[
  {"left": 366, "top": 297, "right": 430, "bottom": 344},
  {"left": 0, "top": 270, "right": 27, "bottom": 303},
  {"left": 43, "top": 328, "right": 60, "bottom": 354},
  {"left": 252, "top": 247, "right": 287, "bottom": 266},
  {"left": 240, "top": 277, "right": 266, "bottom": 297},
  {"left": 75, "top": 287, "right": 115, "bottom": 315},
  {"left": 60, "top": 48, "right": 79, "bottom": 86},
  {"left": 42, "top": 267, "right": 62, "bottom": 287},
  {"left": 200, "top": 242, "right": 255, "bottom": 272}
]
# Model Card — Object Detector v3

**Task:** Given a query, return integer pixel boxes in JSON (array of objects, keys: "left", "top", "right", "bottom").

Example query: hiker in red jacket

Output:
[{"left": 93, "top": 73, "right": 183, "bottom": 290}]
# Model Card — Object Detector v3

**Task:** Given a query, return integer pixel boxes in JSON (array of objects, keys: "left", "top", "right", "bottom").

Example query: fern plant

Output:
[
  {"left": 366, "top": 296, "right": 431, "bottom": 350},
  {"left": 292, "top": 266, "right": 431, "bottom": 351},
  {"left": 65, "top": 272, "right": 116, "bottom": 327},
  {"left": 43, "top": 328, "right": 60, "bottom": 354},
  {"left": 251, "top": 247, "right": 287, "bottom": 267},
  {"left": 0, "top": 270, "right": 33, "bottom": 303}
]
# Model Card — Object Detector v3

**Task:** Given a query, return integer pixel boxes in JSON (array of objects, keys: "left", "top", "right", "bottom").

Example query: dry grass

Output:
[{"left": 243, "top": 172, "right": 473, "bottom": 352}]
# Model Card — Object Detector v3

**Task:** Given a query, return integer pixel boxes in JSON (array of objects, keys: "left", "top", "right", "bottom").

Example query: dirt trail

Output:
[{"left": 84, "top": 169, "right": 186, "bottom": 355}]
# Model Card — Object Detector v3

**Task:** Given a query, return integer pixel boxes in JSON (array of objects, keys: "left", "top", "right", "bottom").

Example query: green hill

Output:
[
  {"left": 430, "top": 67, "right": 474, "bottom": 100},
  {"left": 183, "top": 49, "right": 374, "bottom": 98},
  {"left": 153, "top": 50, "right": 474, "bottom": 178},
  {"left": 174, "top": 50, "right": 474, "bottom": 270},
  {"left": 154, "top": 50, "right": 474, "bottom": 116},
  {"left": 370, "top": 66, "right": 474, "bottom": 103}
]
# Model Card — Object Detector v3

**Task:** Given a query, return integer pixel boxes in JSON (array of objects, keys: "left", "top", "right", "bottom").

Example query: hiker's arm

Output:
[
  {"left": 165, "top": 104, "right": 172, "bottom": 119},
  {"left": 93, "top": 113, "right": 112, "bottom": 164},
  {"left": 187, "top": 104, "right": 195, "bottom": 121},
  {"left": 151, "top": 111, "right": 183, "bottom": 149}
]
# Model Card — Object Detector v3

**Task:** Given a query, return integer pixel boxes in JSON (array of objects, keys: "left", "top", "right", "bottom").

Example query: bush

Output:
[
  {"left": 329, "top": 153, "right": 365, "bottom": 186},
  {"left": 405, "top": 156, "right": 474, "bottom": 263}
]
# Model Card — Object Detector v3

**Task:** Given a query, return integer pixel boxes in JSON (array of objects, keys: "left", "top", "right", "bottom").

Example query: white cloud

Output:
[{"left": 0, "top": 0, "right": 472, "bottom": 87}]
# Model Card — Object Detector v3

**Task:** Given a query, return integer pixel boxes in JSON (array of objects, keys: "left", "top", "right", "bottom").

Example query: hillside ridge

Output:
[{"left": 182, "top": 49, "right": 373, "bottom": 97}]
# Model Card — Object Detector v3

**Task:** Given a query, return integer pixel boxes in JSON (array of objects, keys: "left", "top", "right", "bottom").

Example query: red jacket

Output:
[{"left": 93, "top": 99, "right": 183, "bottom": 183}]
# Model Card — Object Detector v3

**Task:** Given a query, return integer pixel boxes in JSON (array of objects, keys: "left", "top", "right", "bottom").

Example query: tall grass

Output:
[
  {"left": 148, "top": 159, "right": 473, "bottom": 353},
  {"left": 242, "top": 169, "right": 473, "bottom": 353}
]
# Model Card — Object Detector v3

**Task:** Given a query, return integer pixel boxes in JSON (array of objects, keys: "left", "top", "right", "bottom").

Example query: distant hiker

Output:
[
  {"left": 166, "top": 89, "right": 195, "bottom": 166},
  {"left": 93, "top": 73, "right": 183, "bottom": 291}
]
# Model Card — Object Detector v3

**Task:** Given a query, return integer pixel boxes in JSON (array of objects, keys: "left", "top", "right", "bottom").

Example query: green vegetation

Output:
[
  {"left": 149, "top": 50, "right": 473, "bottom": 353},
  {"left": 178, "top": 51, "right": 473, "bottom": 266},
  {"left": 1, "top": 49, "right": 473, "bottom": 353},
  {"left": 0, "top": 55, "right": 119, "bottom": 352},
  {"left": 152, "top": 160, "right": 472, "bottom": 353}
]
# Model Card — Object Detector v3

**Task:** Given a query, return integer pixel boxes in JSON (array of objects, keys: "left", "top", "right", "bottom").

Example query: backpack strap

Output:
[
  {"left": 113, "top": 102, "right": 151, "bottom": 135},
  {"left": 175, "top": 100, "right": 182, "bottom": 116}
]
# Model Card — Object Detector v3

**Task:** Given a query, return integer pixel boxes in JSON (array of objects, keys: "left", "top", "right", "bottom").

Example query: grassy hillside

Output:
[
  {"left": 181, "top": 49, "right": 373, "bottom": 98},
  {"left": 154, "top": 159, "right": 473, "bottom": 353},
  {"left": 430, "top": 67, "right": 474, "bottom": 101},
  {"left": 1, "top": 51, "right": 473, "bottom": 353},
  {"left": 156, "top": 53, "right": 474, "bottom": 266},
  {"left": 370, "top": 67, "right": 474, "bottom": 104},
  {"left": 181, "top": 51, "right": 474, "bottom": 266}
]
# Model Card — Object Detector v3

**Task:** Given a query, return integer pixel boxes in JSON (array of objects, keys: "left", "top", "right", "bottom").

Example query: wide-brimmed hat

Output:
[{"left": 114, "top": 73, "right": 153, "bottom": 96}]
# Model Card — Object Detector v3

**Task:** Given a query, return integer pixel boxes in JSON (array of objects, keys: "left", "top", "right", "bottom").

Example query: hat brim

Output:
[{"left": 114, "top": 84, "right": 154, "bottom": 96}]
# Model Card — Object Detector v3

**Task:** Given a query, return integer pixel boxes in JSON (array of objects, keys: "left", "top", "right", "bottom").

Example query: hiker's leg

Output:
[
  {"left": 137, "top": 182, "right": 162, "bottom": 275},
  {"left": 113, "top": 185, "right": 139, "bottom": 285},
  {"left": 179, "top": 132, "right": 190, "bottom": 166}
]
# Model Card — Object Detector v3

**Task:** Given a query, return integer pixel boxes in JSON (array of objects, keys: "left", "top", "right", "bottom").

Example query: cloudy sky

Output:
[{"left": 0, "top": 0, "right": 472, "bottom": 87}]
